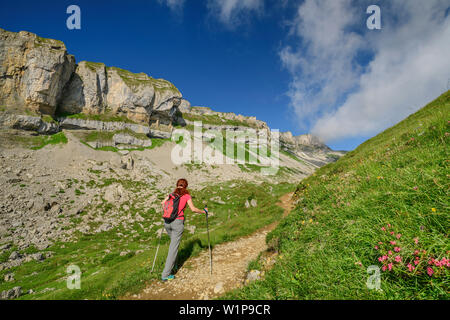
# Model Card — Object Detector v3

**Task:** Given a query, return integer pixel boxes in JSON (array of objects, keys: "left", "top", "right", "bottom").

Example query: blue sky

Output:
[{"left": 1, "top": 0, "right": 449, "bottom": 151}]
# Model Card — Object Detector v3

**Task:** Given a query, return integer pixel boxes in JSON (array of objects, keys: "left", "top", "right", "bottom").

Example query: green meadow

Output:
[{"left": 224, "top": 91, "right": 449, "bottom": 300}]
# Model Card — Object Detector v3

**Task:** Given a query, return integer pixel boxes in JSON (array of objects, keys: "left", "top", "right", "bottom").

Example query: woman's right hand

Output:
[{"left": 187, "top": 199, "right": 207, "bottom": 215}]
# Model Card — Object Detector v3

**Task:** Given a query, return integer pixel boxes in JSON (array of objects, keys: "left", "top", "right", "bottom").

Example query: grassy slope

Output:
[
  {"left": 6, "top": 132, "right": 68, "bottom": 150},
  {"left": 225, "top": 91, "right": 449, "bottom": 300}
]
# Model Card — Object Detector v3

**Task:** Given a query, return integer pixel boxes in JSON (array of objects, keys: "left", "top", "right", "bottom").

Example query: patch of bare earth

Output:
[{"left": 123, "top": 192, "right": 294, "bottom": 300}]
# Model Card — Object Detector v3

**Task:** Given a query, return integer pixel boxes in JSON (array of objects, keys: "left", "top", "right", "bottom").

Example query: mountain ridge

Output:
[{"left": 0, "top": 28, "right": 338, "bottom": 155}]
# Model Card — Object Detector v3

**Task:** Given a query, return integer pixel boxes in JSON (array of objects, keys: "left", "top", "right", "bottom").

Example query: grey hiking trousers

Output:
[{"left": 162, "top": 218, "right": 184, "bottom": 278}]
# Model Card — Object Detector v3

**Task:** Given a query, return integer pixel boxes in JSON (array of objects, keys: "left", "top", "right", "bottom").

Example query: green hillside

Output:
[{"left": 225, "top": 91, "right": 449, "bottom": 299}]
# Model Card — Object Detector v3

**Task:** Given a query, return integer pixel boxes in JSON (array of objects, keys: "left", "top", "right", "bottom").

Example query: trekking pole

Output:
[
  {"left": 204, "top": 205, "right": 212, "bottom": 275},
  {"left": 151, "top": 228, "right": 163, "bottom": 273}
]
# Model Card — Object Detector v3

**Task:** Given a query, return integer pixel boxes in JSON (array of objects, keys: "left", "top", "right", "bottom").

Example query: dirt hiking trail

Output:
[{"left": 123, "top": 192, "right": 295, "bottom": 300}]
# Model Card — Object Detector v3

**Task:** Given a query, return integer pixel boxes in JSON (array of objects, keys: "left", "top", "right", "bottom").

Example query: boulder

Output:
[
  {"left": 113, "top": 133, "right": 152, "bottom": 147},
  {"left": 246, "top": 270, "right": 261, "bottom": 282},
  {"left": 4, "top": 273, "right": 14, "bottom": 282},
  {"left": 178, "top": 99, "right": 191, "bottom": 113},
  {"left": 0, "top": 286, "right": 22, "bottom": 300},
  {"left": 96, "top": 223, "right": 113, "bottom": 233},
  {"left": 104, "top": 184, "right": 127, "bottom": 204},
  {"left": 30, "top": 252, "right": 45, "bottom": 261},
  {"left": 120, "top": 155, "right": 134, "bottom": 170},
  {"left": 86, "top": 140, "right": 114, "bottom": 149},
  {"left": 0, "top": 114, "right": 59, "bottom": 134},
  {"left": 9, "top": 251, "right": 20, "bottom": 260},
  {"left": 213, "top": 282, "right": 224, "bottom": 294}
]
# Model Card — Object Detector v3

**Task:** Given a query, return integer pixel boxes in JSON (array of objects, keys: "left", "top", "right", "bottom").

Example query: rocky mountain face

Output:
[
  {"left": 0, "top": 28, "right": 340, "bottom": 162},
  {"left": 0, "top": 29, "right": 75, "bottom": 115},
  {"left": 0, "top": 28, "right": 182, "bottom": 125},
  {"left": 59, "top": 63, "right": 182, "bottom": 125},
  {"left": 178, "top": 105, "right": 344, "bottom": 167}
]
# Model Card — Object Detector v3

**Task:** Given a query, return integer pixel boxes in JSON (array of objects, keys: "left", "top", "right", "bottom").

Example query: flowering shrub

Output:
[{"left": 374, "top": 224, "right": 449, "bottom": 278}]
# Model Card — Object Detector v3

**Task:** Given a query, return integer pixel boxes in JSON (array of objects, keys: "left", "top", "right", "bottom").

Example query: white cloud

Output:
[
  {"left": 207, "top": 0, "right": 264, "bottom": 28},
  {"left": 280, "top": 0, "right": 365, "bottom": 128},
  {"left": 282, "top": 0, "right": 450, "bottom": 144}
]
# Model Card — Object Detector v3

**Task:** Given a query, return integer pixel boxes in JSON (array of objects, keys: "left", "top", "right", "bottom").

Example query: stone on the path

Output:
[
  {"left": 213, "top": 282, "right": 224, "bottom": 294},
  {"left": 246, "top": 270, "right": 261, "bottom": 282}
]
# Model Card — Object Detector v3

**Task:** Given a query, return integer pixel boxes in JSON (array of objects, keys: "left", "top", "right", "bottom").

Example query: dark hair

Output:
[{"left": 173, "top": 178, "right": 190, "bottom": 197}]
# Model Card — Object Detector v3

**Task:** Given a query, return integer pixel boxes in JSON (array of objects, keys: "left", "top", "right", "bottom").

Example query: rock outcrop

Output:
[
  {"left": 59, "top": 63, "right": 182, "bottom": 125},
  {"left": 280, "top": 132, "right": 330, "bottom": 153},
  {"left": 0, "top": 28, "right": 75, "bottom": 115},
  {"left": 0, "top": 28, "right": 182, "bottom": 125},
  {"left": 181, "top": 106, "right": 268, "bottom": 130},
  {"left": 0, "top": 113, "right": 59, "bottom": 134}
]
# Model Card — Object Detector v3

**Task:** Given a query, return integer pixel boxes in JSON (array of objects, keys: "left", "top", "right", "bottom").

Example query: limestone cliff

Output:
[
  {"left": 0, "top": 28, "right": 343, "bottom": 164},
  {"left": 0, "top": 28, "right": 182, "bottom": 125},
  {"left": 0, "top": 28, "right": 75, "bottom": 115},
  {"left": 59, "top": 63, "right": 182, "bottom": 125}
]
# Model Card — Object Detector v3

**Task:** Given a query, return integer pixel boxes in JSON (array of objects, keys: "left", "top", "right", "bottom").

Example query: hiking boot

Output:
[{"left": 161, "top": 275, "right": 175, "bottom": 281}]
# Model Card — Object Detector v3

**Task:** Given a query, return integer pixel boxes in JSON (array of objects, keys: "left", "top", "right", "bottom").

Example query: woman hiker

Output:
[{"left": 160, "top": 178, "right": 208, "bottom": 281}]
